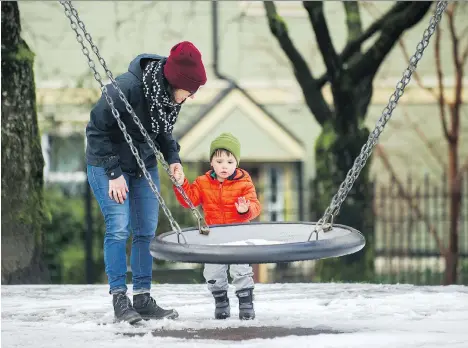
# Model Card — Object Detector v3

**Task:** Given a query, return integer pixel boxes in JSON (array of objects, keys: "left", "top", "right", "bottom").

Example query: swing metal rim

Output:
[{"left": 150, "top": 222, "right": 366, "bottom": 264}]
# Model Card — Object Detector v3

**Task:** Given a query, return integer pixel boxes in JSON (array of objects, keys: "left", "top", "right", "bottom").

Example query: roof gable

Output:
[{"left": 177, "top": 87, "right": 305, "bottom": 162}]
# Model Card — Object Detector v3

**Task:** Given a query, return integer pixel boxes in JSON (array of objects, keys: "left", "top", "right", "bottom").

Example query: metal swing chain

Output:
[
  {"left": 308, "top": 0, "right": 448, "bottom": 241},
  {"left": 59, "top": 1, "right": 210, "bottom": 240}
]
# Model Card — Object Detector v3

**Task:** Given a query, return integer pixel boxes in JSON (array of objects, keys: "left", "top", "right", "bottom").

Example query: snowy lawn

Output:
[{"left": 2, "top": 283, "right": 468, "bottom": 348}]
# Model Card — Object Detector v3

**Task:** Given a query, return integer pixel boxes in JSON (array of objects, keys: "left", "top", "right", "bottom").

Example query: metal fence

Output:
[{"left": 373, "top": 171, "right": 468, "bottom": 285}]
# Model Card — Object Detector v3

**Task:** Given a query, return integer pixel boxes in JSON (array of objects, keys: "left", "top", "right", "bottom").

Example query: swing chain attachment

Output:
[
  {"left": 308, "top": 216, "right": 334, "bottom": 242},
  {"left": 308, "top": 0, "right": 448, "bottom": 242},
  {"left": 59, "top": 1, "right": 210, "bottom": 239}
]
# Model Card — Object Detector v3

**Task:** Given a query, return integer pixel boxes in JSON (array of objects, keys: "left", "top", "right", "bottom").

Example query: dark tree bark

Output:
[
  {"left": 264, "top": 1, "right": 432, "bottom": 281},
  {"left": 1, "top": 1, "right": 50, "bottom": 284}
]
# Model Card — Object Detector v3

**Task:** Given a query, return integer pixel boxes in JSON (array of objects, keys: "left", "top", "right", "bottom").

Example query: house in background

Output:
[
  {"left": 20, "top": 1, "right": 467, "bottom": 283},
  {"left": 173, "top": 84, "right": 307, "bottom": 223}
]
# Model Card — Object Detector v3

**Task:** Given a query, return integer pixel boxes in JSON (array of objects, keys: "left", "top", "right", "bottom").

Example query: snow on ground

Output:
[{"left": 2, "top": 283, "right": 468, "bottom": 348}]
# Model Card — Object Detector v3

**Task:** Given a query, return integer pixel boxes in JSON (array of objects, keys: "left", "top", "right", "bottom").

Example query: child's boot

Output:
[
  {"left": 236, "top": 288, "right": 255, "bottom": 320},
  {"left": 212, "top": 290, "right": 230, "bottom": 319}
]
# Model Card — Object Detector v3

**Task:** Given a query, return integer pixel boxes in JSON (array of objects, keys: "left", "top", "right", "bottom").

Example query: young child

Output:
[{"left": 172, "top": 132, "right": 261, "bottom": 320}]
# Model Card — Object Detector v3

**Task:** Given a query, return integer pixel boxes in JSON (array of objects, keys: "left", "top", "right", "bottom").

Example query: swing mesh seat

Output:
[
  {"left": 60, "top": 0, "right": 448, "bottom": 265},
  {"left": 150, "top": 222, "right": 365, "bottom": 264}
]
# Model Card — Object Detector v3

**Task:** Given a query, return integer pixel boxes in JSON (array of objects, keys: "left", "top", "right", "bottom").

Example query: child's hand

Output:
[
  {"left": 173, "top": 166, "right": 185, "bottom": 185},
  {"left": 235, "top": 196, "right": 250, "bottom": 213}
]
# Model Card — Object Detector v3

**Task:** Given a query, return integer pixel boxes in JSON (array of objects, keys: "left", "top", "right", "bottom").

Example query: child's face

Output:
[{"left": 210, "top": 151, "right": 237, "bottom": 181}]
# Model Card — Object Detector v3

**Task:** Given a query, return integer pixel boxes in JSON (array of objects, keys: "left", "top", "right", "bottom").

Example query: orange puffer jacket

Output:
[{"left": 173, "top": 168, "right": 261, "bottom": 225}]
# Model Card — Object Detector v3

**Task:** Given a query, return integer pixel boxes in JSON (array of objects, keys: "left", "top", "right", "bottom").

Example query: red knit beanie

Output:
[{"left": 163, "top": 41, "right": 207, "bottom": 93}]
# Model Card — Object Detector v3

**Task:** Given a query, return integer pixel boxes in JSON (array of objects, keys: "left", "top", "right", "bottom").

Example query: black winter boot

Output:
[
  {"left": 112, "top": 293, "right": 142, "bottom": 325},
  {"left": 212, "top": 290, "right": 230, "bottom": 319},
  {"left": 236, "top": 288, "right": 255, "bottom": 320},
  {"left": 133, "top": 293, "right": 179, "bottom": 320}
]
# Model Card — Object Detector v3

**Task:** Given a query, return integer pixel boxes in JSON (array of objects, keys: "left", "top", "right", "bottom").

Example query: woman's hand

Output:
[
  {"left": 109, "top": 175, "right": 129, "bottom": 204},
  {"left": 169, "top": 163, "right": 182, "bottom": 176},
  {"left": 170, "top": 163, "right": 184, "bottom": 185},
  {"left": 173, "top": 166, "right": 185, "bottom": 185}
]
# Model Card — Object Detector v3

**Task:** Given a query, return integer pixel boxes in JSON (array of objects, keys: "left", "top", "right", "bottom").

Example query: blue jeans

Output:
[{"left": 87, "top": 164, "right": 160, "bottom": 295}]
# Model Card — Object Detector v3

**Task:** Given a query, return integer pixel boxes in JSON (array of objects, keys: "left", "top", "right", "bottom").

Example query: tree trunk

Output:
[
  {"left": 438, "top": 2, "right": 463, "bottom": 285},
  {"left": 1, "top": 1, "right": 50, "bottom": 284},
  {"left": 444, "top": 121, "right": 460, "bottom": 285},
  {"left": 312, "top": 74, "right": 375, "bottom": 282}
]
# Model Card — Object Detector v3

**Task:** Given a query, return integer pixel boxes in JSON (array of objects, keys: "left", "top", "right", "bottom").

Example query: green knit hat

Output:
[{"left": 209, "top": 132, "right": 241, "bottom": 164}]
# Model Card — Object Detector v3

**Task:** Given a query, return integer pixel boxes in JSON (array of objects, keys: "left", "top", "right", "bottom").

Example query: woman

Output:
[{"left": 86, "top": 41, "right": 207, "bottom": 324}]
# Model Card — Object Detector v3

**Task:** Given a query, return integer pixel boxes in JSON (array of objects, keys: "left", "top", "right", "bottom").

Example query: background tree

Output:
[
  {"left": 1, "top": 1, "right": 49, "bottom": 284},
  {"left": 373, "top": 2, "right": 467, "bottom": 285},
  {"left": 264, "top": 1, "right": 433, "bottom": 281}
]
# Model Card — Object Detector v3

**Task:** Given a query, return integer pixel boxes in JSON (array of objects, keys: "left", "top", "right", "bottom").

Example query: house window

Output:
[
  {"left": 42, "top": 132, "right": 86, "bottom": 184},
  {"left": 266, "top": 166, "right": 284, "bottom": 221}
]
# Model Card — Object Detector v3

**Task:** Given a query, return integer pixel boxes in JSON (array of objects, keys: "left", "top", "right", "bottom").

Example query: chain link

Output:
[
  {"left": 309, "top": 1, "right": 448, "bottom": 240},
  {"left": 60, "top": 1, "right": 210, "bottom": 240}
]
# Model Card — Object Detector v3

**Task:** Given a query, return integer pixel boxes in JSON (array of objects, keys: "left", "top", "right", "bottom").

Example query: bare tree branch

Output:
[
  {"left": 462, "top": 40, "right": 468, "bottom": 64},
  {"left": 378, "top": 104, "right": 443, "bottom": 175},
  {"left": 401, "top": 108, "right": 447, "bottom": 167},
  {"left": 302, "top": 2, "right": 340, "bottom": 83},
  {"left": 360, "top": 1, "right": 438, "bottom": 100},
  {"left": 375, "top": 144, "right": 447, "bottom": 257},
  {"left": 343, "top": 1, "right": 363, "bottom": 63},
  {"left": 349, "top": 2, "right": 432, "bottom": 83},
  {"left": 460, "top": 24, "right": 468, "bottom": 39},
  {"left": 434, "top": 25, "right": 451, "bottom": 142},
  {"left": 316, "top": 2, "right": 422, "bottom": 88},
  {"left": 263, "top": 1, "right": 332, "bottom": 125},
  {"left": 460, "top": 19, "right": 468, "bottom": 63},
  {"left": 447, "top": 3, "right": 462, "bottom": 141}
]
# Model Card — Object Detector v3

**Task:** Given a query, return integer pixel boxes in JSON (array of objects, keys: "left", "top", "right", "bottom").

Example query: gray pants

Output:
[{"left": 203, "top": 263, "right": 255, "bottom": 292}]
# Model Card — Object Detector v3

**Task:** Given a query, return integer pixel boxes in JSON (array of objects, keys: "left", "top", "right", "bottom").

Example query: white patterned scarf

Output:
[{"left": 142, "top": 59, "right": 182, "bottom": 135}]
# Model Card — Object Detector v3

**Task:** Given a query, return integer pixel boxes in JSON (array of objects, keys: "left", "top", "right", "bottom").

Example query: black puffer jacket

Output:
[{"left": 85, "top": 54, "right": 181, "bottom": 179}]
